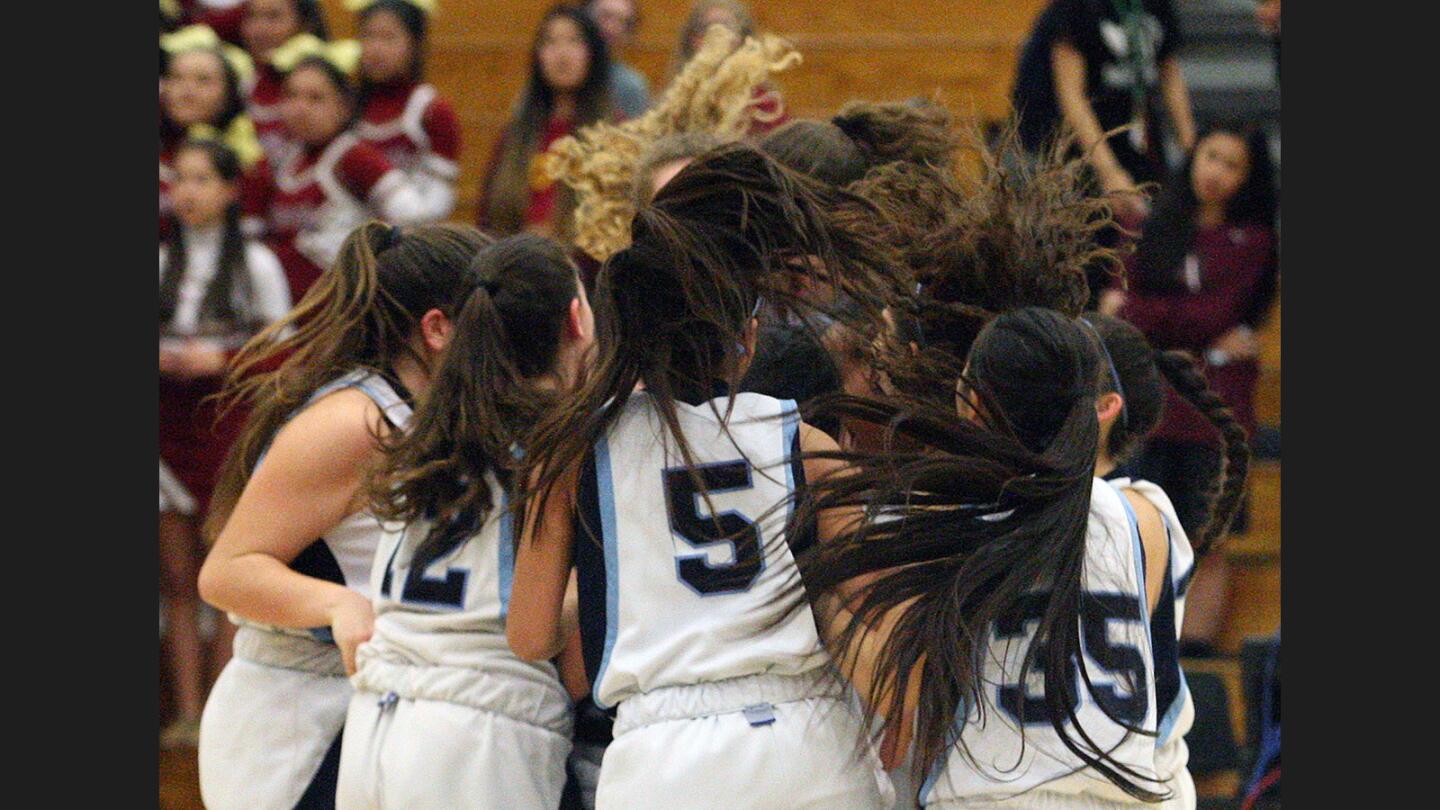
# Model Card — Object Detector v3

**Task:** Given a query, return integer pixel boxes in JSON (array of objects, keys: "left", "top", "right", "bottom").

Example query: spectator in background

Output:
[
  {"left": 477, "top": 4, "right": 614, "bottom": 240},
  {"left": 160, "top": 138, "right": 293, "bottom": 749},
  {"left": 258, "top": 38, "right": 434, "bottom": 299},
  {"left": 178, "top": 0, "right": 250, "bottom": 44},
  {"left": 586, "top": 0, "right": 650, "bottom": 119},
  {"left": 1113, "top": 121, "right": 1278, "bottom": 657},
  {"left": 160, "top": 25, "right": 268, "bottom": 241},
  {"left": 241, "top": 0, "right": 331, "bottom": 161},
  {"left": 673, "top": 0, "right": 788, "bottom": 137},
  {"left": 1011, "top": 0, "right": 1196, "bottom": 222},
  {"left": 1256, "top": 0, "right": 1281, "bottom": 81},
  {"left": 352, "top": 0, "right": 462, "bottom": 223}
]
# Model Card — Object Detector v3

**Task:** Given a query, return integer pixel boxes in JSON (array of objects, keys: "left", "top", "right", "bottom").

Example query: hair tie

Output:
[
  {"left": 480, "top": 277, "right": 501, "bottom": 296},
  {"left": 1078, "top": 316, "right": 1129, "bottom": 429}
]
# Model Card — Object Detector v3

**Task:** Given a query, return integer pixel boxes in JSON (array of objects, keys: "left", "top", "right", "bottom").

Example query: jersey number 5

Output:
[
  {"left": 663, "top": 461, "right": 764, "bottom": 596},
  {"left": 994, "top": 592, "right": 1149, "bottom": 726}
]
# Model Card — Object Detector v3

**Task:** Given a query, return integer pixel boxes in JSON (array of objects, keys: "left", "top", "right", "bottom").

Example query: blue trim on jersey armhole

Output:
[
  {"left": 497, "top": 488, "right": 514, "bottom": 621},
  {"left": 591, "top": 436, "right": 621, "bottom": 710},
  {"left": 1109, "top": 482, "right": 1152, "bottom": 631},
  {"left": 1154, "top": 513, "right": 1189, "bottom": 746},
  {"left": 781, "top": 398, "right": 800, "bottom": 538}
]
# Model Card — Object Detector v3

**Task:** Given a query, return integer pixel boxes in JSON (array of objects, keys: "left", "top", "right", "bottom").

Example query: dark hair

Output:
[
  {"left": 358, "top": 0, "right": 428, "bottom": 87},
  {"left": 760, "top": 98, "right": 958, "bottom": 188},
  {"left": 786, "top": 307, "right": 1167, "bottom": 800},
  {"left": 160, "top": 140, "right": 257, "bottom": 334},
  {"left": 481, "top": 4, "right": 613, "bottom": 236},
  {"left": 295, "top": 0, "right": 332, "bottom": 39},
  {"left": 517, "top": 142, "right": 907, "bottom": 551},
  {"left": 1087, "top": 313, "right": 1250, "bottom": 555},
  {"left": 369, "top": 233, "right": 581, "bottom": 574},
  {"left": 1131, "top": 122, "right": 1278, "bottom": 292},
  {"left": 858, "top": 119, "right": 1113, "bottom": 407},
  {"left": 160, "top": 46, "right": 249, "bottom": 143},
  {"left": 205, "top": 222, "right": 491, "bottom": 541},
  {"left": 631, "top": 131, "right": 726, "bottom": 207},
  {"left": 285, "top": 55, "right": 362, "bottom": 131},
  {"left": 739, "top": 321, "right": 843, "bottom": 436}
]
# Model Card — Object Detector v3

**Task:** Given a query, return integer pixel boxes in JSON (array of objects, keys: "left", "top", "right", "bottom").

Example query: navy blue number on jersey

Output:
[
  {"left": 994, "top": 591, "right": 1148, "bottom": 726},
  {"left": 663, "top": 460, "right": 764, "bottom": 595},
  {"left": 379, "top": 536, "right": 468, "bottom": 610}
]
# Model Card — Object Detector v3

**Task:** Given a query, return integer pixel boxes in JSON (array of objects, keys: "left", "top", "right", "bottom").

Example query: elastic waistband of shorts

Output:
[
  {"left": 233, "top": 624, "right": 345, "bottom": 676},
  {"left": 351, "top": 657, "right": 573, "bottom": 736},
  {"left": 613, "top": 668, "right": 842, "bottom": 736}
]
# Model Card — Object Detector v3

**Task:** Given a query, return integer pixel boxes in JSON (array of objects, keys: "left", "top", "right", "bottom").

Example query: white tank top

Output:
[
  {"left": 1108, "top": 475, "right": 1196, "bottom": 788},
  {"left": 920, "top": 478, "right": 1161, "bottom": 805},
  {"left": 575, "top": 391, "right": 830, "bottom": 710},
  {"left": 352, "top": 469, "right": 570, "bottom": 732}
]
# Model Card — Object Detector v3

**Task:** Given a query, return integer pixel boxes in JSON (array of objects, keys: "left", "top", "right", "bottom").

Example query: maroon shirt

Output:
[{"left": 1120, "top": 221, "right": 1278, "bottom": 448}]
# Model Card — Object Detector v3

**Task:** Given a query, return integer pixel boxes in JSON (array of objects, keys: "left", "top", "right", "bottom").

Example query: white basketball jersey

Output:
[
  {"left": 358, "top": 469, "right": 567, "bottom": 697},
  {"left": 921, "top": 478, "right": 1160, "bottom": 805},
  {"left": 1109, "top": 476, "right": 1196, "bottom": 788},
  {"left": 575, "top": 391, "right": 830, "bottom": 710}
]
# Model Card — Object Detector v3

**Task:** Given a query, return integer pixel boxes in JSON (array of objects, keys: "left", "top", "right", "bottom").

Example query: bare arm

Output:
[
  {"left": 197, "top": 388, "right": 385, "bottom": 673},
  {"left": 1159, "top": 57, "right": 1196, "bottom": 152},
  {"left": 1051, "top": 40, "right": 1130, "bottom": 193},
  {"left": 506, "top": 464, "right": 580, "bottom": 662},
  {"left": 799, "top": 421, "right": 922, "bottom": 769}
]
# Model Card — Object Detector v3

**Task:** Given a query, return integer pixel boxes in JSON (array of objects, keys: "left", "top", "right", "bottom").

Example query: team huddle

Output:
[{"left": 184, "top": 41, "right": 1248, "bottom": 810}]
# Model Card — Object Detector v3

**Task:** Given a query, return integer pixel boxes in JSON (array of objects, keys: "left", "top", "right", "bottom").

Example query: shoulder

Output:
[{"left": 264, "top": 386, "right": 388, "bottom": 475}]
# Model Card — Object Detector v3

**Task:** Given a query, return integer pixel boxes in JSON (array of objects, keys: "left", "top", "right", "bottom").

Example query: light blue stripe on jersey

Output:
[
  {"left": 592, "top": 436, "right": 622, "bottom": 710},
  {"left": 497, "top": 488, "right": 514, "bottom": 620}
]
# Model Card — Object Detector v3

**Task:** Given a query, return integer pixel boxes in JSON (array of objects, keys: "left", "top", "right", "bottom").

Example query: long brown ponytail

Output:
[
  {"left": 368, "top": 234, "right": 583, "bottom": 571},
  {"left": 517, "top": 142, "right": 907, "bottom": 551},
  {"left": 203, "top": 221, "right": 491, "bottom": 542},
  {"left": 784, "top": 308, "right": 1168, "bottom": 800}
]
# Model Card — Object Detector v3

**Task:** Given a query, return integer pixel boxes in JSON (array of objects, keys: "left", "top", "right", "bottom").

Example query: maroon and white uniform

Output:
[
  {"left": 260, "top": 131, "right": 431, "bottom": 300},
  {"left": 248, "top": 64, "right": 295, "bottom": 164},
  {"left": 356, "top": 80, "right": 461, "bottom": 222}
]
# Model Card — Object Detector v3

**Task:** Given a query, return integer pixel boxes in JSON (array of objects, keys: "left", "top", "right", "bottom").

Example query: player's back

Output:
[
  {"left": 356, "top": 469, "right": 568, "bottom": 715},
  {"left": 575, "top": 390, "right": 829, "bottom": 710},
  {"left": 921, "top": 478, "right": 1161, "bottom": 807}
]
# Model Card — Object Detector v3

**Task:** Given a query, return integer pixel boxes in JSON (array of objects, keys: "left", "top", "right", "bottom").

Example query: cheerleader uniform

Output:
[
  {"left": 356, "top": 80, "right": 461, "bottom": 223},
  {"left": 158, "top": 223, "right": 292, "bottom": 516},
  {"left": 336, "top": 472, "right": 572, "bottom": 809},
  {"left": 248, "top": 62, "right": 294, "bottom": 164},
  {"left": 199, "top": 370, "right": 413, "bottom": 810},
  {"left": 259, "top": 131, "right": 432, "bottom": 300}
]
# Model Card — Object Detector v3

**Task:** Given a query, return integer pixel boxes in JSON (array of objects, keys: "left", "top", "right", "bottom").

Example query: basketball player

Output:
[
  {"left": 335, "top": 234, "right": 596, "bottom": 809},
  {"left": 196, "top": 222, "right": 490, "bottom": 810},
  {"left": 506, "top": 144, "right": 902, "bottom": 809}
]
